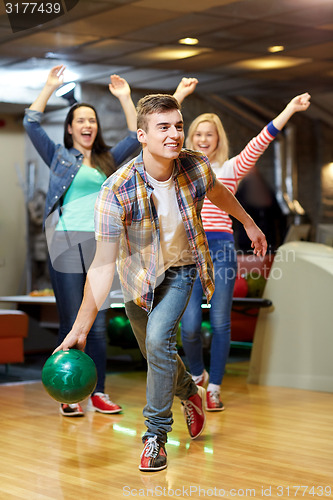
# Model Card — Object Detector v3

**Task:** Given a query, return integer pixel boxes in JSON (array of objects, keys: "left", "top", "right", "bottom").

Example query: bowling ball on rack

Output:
[
  {"left": 41, "top": 349, "right": 97, "bottom": 404},
  {"left": 201, "top": 321, "right": 212, "bottom": 349},
  {"left": 233, "top": 275, "right": 249, "bottom": 297},
  {"left": 108, "top": 315, "right": 137, "bottom": 348},
  {"left": 246, "top": 272, "right": 267, "bottom": 298}
]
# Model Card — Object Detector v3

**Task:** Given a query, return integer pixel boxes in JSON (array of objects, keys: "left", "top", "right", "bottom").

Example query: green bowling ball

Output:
[
  {"left": 246, "top": 272, "right": 267, "bottom": 298},
  {"left": 108, "top": 315, "right": 137, "bottom": 348},
  {"left": 42, "top": 349, "right": 97, "bottom": 404},
  {"left": 201, "top": 321, "right": 212, "bottom": 349}
]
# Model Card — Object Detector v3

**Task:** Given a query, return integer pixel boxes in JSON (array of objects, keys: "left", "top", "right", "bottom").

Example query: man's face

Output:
[{"left": 137, "top": 109, "right": 184, "bottom": 162}]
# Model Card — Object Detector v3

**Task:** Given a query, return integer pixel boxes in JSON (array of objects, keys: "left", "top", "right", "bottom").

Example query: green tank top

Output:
[{"left": 56, "top": 164, "right": 107, "bottom": 232}]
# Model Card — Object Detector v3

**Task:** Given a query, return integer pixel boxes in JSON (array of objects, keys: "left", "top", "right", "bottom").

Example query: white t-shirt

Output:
[{"left": 146, "top": 170, "right": 194, "bottom": 275}]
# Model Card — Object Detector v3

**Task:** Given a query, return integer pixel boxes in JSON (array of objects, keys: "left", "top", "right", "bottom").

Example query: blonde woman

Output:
[{"left": 174, "top": 79, "right": 311, "bottom": 411}]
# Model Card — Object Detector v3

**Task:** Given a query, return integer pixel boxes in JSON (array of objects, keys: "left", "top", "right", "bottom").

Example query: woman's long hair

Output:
[
  {"left": 185, "top": 113, "right": 229, "bottom": 166},
  {"left": 64, "top": 103, "right": 116, "bottom": 176}
]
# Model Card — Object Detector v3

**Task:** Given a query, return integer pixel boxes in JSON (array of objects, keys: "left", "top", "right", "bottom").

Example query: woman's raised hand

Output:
[
  {"left": 109, "top": 74, "right": 131, "bottom": 99},
  {"left": 287, "top": 92, "right": 311, "bottom": 113},
  {"left": 45, "top": 65, "right": 66, "bottom": 89},
  {"left": 173, "top": 77, "right": 198, "bottom": 104}
]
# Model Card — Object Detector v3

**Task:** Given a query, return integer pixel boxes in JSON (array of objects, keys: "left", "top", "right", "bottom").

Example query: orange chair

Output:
[{"left": 0, "top": 310, "right": 29, "bottom": 364}]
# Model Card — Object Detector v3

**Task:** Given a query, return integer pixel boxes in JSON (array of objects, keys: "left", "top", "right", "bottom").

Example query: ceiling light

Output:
[
  {"left": 0, "top": 66, "right": 80, "bottom": 90},
  {"left": 45, "top": 52, "right": 58, "bottom": 59},
  {"left": 55, "top": 82, "right": 77, "bottom": 105},
  {"left": 268, "top": 45, "right": 285, "bottom": 53},
  {"left": 178, "top": 38, "right": 199, "bottom": 46},
  {"left": 133, "top": 46, "right": 210, "bottom": 62},
  {"left": 230, "top": 56, "right": 311, "bottom": 71},
  {"left": 55, "top": 81, "right": 76, "bottom": 97}
]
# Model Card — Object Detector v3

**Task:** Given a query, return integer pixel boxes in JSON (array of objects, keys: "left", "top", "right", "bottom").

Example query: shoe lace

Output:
[
  {"left": 141, "top": 436, "right": 159, "bottom": 459},
  {"left": 182, "top": 399, "right": 203, "bottom": 424},
  {"left": 96, "top": 393, "right": 113, "bottom": 403},
  {"left": 208, "top": 391, "right": 220, "bottom": 404}
]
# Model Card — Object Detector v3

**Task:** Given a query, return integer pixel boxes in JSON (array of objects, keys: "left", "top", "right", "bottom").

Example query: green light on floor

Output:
[
  {"left": 204, "top": 446, "right": 213, "bottom": 454},
  {"left": 167, "top": 438, "right": 180, "bottom": 447},
  {"left": 113, "top": 424, "right": 137, "bottom": 437}
]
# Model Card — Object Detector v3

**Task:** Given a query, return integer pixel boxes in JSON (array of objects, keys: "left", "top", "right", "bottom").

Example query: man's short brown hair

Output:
[{"left": 136, "top": 94, "right": 181, "bottom": 131}]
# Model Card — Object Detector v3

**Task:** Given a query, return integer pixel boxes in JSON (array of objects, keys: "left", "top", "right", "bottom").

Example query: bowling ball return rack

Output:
[{"left": 107, "top": 294, "right": 273, "bottom": 350}]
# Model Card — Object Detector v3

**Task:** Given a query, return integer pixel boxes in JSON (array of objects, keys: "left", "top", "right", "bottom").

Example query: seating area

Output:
[{"left": 0, "top": 310, "right": 29, "bottom": 365}]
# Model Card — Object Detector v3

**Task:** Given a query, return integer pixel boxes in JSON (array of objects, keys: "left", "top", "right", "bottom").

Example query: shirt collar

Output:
[
  {"left": 134, "top": 150, "right": 182, "bottom": 185},
  {"left": 133, "top": 151, "right": 147, "bottom": 182}
]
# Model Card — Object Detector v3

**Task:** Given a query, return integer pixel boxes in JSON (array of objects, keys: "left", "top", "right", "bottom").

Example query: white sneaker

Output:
[
  {"left": 206, "top": 390, "right": 225, "bottom": 412},
  {"left": 192, "top": 369, "right": 209, "bottom": 388}
]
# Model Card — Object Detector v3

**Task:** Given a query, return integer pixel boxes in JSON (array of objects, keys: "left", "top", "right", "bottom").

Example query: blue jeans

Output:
[
  {"left": 125, "top": 265, "right": 198, "bottom": 444},
  {"left": 48, "top": 232, "right": 107, "bottom": 394},
  {"left": 181, "top": 239, "right": 237, "bottom": 386}
]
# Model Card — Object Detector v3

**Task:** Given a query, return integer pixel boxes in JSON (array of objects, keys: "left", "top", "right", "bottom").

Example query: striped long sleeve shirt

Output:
[{"left": 202, "top": 121, "right": 279, "bottom": 236}]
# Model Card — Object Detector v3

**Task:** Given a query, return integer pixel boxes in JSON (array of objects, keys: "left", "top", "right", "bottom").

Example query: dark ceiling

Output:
[{"left": 0, "top": 0, "right": 332, "bottom": 124}]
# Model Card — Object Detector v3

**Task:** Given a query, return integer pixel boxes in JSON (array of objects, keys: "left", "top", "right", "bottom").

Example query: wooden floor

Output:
[{"left": 0, "top": 362, "right": 332, "bottom": 500}]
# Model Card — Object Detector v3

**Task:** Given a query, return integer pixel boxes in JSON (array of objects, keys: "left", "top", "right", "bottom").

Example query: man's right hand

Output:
[{"left": 53, "top": 329, "right": 87, "bottom": 354}]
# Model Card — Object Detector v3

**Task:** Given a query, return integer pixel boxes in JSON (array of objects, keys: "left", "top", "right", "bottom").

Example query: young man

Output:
[{"left": 55, "top": 94, "right": 267, "bottom": 472}]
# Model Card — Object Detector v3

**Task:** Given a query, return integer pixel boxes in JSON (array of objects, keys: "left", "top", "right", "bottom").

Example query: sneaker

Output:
[
  {"left": 60, "top": 403, "right": 84, "bottom": 417},
  {"left": 206, "top": 390, "right": 225, "bottom": 412},
  {"left": 181, "top": 385, "right": 206, "bottom": 439},
  {"left": 192, "top": 369, "right": 209, "bottom": 387},
  {"left": 139, "top": 436, "right": 167, "bottom": 472},
  {"left": 87, "top": 392, "right": 122, "bottom": 414}
]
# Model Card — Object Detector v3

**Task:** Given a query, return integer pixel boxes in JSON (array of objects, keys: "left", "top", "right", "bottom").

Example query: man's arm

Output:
[
  {"left": 54, "top": 240, "right": 119, "bottom": 352},
  {"left": 207, "top": 180, "right": 267, "bottom": 256}
]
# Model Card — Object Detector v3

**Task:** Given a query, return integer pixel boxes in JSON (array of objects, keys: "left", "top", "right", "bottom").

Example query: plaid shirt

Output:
[{"left": 95, "top": 149, "right": 216, "bottom": 312}]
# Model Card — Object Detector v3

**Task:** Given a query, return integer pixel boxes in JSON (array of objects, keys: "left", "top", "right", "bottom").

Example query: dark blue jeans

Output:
[
  {"left": 181, "top": 238, "right": 237, "bottom": 386},
  {"left": 48, "top": 231, "right": 107, "bottom": 394},
  {"left": 125, "top": 265, "right": 198, "bottom": 444}
]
